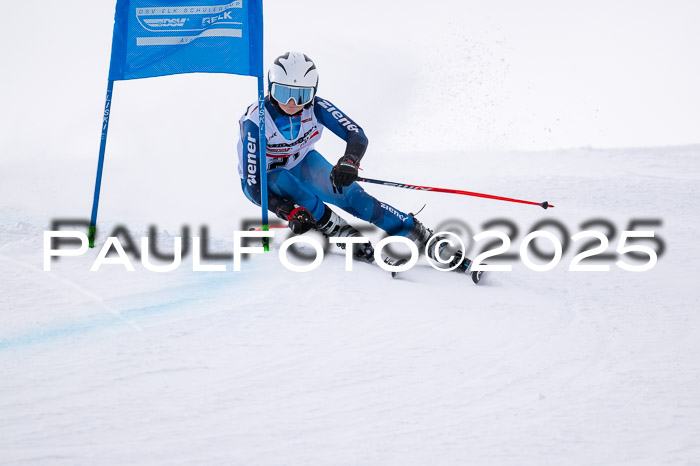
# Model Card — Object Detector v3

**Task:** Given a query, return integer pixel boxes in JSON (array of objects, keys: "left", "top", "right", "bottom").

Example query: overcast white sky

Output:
[{"left": 1, "top": 0, "right": 699, "bottom": 162}]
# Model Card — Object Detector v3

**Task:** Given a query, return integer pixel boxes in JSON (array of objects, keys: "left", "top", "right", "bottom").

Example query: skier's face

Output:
[{"left": 277, "top": 98, "right": 304, "bottom": 116}]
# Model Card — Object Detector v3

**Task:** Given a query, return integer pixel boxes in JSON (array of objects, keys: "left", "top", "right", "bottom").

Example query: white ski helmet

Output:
[{"left": 268, "top": 52, "right": 319, "bottom": 106}]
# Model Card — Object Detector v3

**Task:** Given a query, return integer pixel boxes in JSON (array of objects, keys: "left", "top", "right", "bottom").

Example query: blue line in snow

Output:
[{"left": 0, "top": 274, "right": 237, "bottom": 352}]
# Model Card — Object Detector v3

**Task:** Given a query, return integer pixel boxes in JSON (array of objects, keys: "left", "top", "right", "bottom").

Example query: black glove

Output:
[
  {"left": 330, "top": 155, "right": 359, "bottom": 194},
  {"left": 272, "top": 198, "right": 316, "bottom": 234},
  {"left": 285, "top": 207, "right": 316, "bottom": 234}
]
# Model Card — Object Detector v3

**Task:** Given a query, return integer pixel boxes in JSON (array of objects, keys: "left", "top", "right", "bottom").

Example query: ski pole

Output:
[{"left": 358, "top": 177, "right": 554, "bottom": 209}]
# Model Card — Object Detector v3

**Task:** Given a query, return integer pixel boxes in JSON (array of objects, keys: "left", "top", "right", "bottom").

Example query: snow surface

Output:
[
  {"left": 2, "top": 1, "right": 700, "bottom": 464},
  {"left": 2, "top": 146, "right": 700, "bottom": 465}
]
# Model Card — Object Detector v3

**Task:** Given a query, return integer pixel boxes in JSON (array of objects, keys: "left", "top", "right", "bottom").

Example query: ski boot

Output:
[
  {"left": 407, "top": 214, "right": 483, "bottom": 284},
  {"left": 316, "top": 206, "right": 375, "bottom": 263}
]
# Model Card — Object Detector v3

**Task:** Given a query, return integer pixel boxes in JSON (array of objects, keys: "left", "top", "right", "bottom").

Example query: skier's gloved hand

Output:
[
  {"left": 330, "top": 155, "right": 359, "bottom": 194},
  {"left": 285, "top": 207, "right": 316, "bottom": 235}
]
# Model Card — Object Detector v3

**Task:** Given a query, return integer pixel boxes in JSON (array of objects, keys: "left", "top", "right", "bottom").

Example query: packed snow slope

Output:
[
  {"left": 1, "top": 145, "right": 699, "bottom": 465},
  {"left": 3, "top": 1, "right": 699, "bottom": 463}
]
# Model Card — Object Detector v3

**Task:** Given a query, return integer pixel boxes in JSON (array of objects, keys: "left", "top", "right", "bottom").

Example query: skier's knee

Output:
[{"left": 268, "top": 169, "right": 300, "bottom": 197}]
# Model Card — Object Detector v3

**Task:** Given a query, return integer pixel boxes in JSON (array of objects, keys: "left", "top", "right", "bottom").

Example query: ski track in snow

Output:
[{"left": 1, "top": 147, "right": 700, "bottom": 465}]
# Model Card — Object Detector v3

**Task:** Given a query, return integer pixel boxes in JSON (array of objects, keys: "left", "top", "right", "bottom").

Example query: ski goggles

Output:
[{"left": 271, "top": 83, "right": 315, "bottom": 106}]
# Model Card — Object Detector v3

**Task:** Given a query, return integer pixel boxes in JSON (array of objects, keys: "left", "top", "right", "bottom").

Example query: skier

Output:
[{"left": 237, "top": 52, "right": 479, "bottom": 280}]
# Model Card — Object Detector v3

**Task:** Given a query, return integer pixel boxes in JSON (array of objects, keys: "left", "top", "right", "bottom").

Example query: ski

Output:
[
  {"left": 382, "top": 256, "right": 407, "bottom": 279},
  {"left": 248, "top": 227, "right": 484, "bottom": 284},
  {"left": 382, "top": 254, "right": 484, "bottom": 284}
]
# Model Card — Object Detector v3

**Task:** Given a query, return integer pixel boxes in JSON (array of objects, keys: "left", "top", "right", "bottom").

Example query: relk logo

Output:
[{"left": 202, "top": 11, "right": 233, "bottom": 26}]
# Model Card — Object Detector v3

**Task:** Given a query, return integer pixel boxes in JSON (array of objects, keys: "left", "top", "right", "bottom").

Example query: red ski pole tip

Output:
[{"left": 540, "top": 201, "right": 549, "bottom": 209}]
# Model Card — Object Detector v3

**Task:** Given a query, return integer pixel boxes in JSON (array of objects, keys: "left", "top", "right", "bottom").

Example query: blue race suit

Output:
[{"left": 237, "top": 96, "right": 415, "bottom": 236}]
